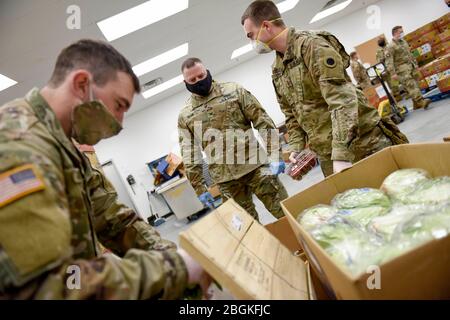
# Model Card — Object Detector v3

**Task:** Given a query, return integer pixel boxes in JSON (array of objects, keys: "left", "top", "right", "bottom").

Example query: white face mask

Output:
[
  {"left": 251, "top": 18, "right": 286, "bottom": 55},
  {"left": 252, "top": 39, "right": 272, "bottom": 54},
  {"left": 399, "top": 32, "right": 405, "bottom": 39}
]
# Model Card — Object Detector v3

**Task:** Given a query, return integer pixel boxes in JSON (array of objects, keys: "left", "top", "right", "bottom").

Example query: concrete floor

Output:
[{"left": 156, "top": 97, "right": 449, "bottom": 245}]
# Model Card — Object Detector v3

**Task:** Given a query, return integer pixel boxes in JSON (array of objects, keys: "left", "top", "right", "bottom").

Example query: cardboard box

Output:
[
  {"left": 437, "top": 74, "right": 450, "bottom": 92},
  {"left": 403, "top": 32, "right": 417, "bottom": 44},
  {"left": 433, "top": 53, "right": 450, "bottom": 73},
  {"left": 179, "top": 199, "right": 315, "bottom": 300},
  {"left": 431, "top": 35, "right": 442, "bottom": 47},
  {"left": 165, "top": 153, "right": 183, "bottom": 177},
  {"left": 425, "top": 73, "right": 440, "bottom": 87},
  {"left": 363, "top": 85, "right": 388, "bottom": 108},
  {"left": 265, "top": 217, "right": 334, "bottom": 300},
  {"left": 409, "top": 30, "right": 439, "bottom": 49},
  {"left": 419, "top": 53, "right": 450, "bottom": 77},
  {"left": 437, "top": 23, "right": 449, "bottom": 33},
  {"left": 416, "top": 51, "right": 434, "bottom": 65},
  {"left": 438, "top": 29, "right": 450, "bottom": 43},
  {"left": 432, "top": 40, "right": 450, "bottom": 58},
  {"left": 419, "top": 61, "right": 438, "bottom": 77},
  {"left": 207, "top": 184, "right": 222, "bottom": 198},
  {"left": 435, "top": 12, "right": 450, "bottom": 32},
  {"left": 419, "top": 79, "right": 429, "bottom": 90},
  {"left": 411, "top": 43, "right": 432, "bottom": 58},
  {"left": 281, "top": 143, "right": 450, "bottom": 299}
]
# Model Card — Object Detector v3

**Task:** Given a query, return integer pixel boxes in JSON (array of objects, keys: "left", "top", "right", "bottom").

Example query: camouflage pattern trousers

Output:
[
  {"left": 218, "top": 165, "right": 288, "bottom": 222},
  {"left": 397, "top": 64, "right": 423, "bottom": 101},
  {"left": 383, "top": 71, "right": 400, "bottom": 97},
  {"left": 319, "top": 125, "right": 393, "bottom": 178}
]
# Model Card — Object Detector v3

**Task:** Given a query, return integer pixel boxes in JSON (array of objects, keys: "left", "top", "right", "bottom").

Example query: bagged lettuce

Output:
[
  {"left": 325, "top": 234, "right": 383, "bottom": 276},
  {"left": 398, "top": 206, "right": 450, "bottom": 243},
  {"left": 309, "top": 216, "right": 355, "bottom": 249},
  {"left": 332, "top": 188, "right": 391, "bottom": 209},
  {"left": 368, "top": 204, "right": 427, "bottom": 241},
  {"left": 297, "top": 205, "right": 337, "bottom": 230},
  {"left": 401, "top": 177, "right": 450, "bottom": 206},
  {"left": 312, "top": 217, "right": 384, "bottom": 276},
  {"left": 338, "top": 206, "right": 389, "bottom": 228},
  {"left": 381, "top": 169, "right": 430, "bottom": 201}
]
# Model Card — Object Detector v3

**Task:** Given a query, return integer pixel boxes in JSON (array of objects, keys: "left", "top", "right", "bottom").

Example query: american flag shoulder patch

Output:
[{"left": 0, "top": 164, "right": 46, "bottom": 208}]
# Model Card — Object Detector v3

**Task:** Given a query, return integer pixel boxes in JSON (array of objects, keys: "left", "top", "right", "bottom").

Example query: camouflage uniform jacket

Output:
[
  {"left": 0, "top": 88, "right": 187, "bottom": 299},
  {"left": 178, "top": 81, "right": 279, "bottom": 195},
  {"left": 272, "top": 28, "right": 381, "bottom": 162},
  {"left": 385, "top": 38, "right": 418, "bottom": 74}
]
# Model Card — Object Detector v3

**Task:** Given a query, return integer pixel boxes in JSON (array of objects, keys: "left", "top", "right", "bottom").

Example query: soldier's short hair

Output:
[
  {"left": 392, "top": 26, "right": 403, "bottom": 36},
  {"left": 181, "top": 57, "right": 203, "bottom": 72},
  {"left": 49, "top": 39, "right": 140, "bottom": 93},
  {"left": 241, "top": 0, "right": 285, "bottom": 27},
  {"left": 350, "top": 51, "right": 358, "bottom": 59}
]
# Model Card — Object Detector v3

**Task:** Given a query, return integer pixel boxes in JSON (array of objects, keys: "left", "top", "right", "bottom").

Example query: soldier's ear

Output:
[{"left": 71, "top": 70, "right": 91, "bottom": 100}]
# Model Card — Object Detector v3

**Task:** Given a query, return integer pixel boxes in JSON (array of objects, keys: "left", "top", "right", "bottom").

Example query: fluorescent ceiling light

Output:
[
  {"left": 231, "top": 44, "right": 253, "bottom": 60},
  {"left": 97, "top": 0, "right": 189, "bottom": 41},
  {"left": 0, "top": 74, "right": 18, "bottom": 92},
  {"left": 142, "top": 74, "right": 184, "bottom": 99},
  {"left": 310, "top": 0, "right": 352, "bottom": 24},
  {"left": 230, "top": 0, "right": 299, "bottom": 59},
  {"left": 133, "top": 43, "right": 189, "bottom": 77},
  {"left": 277, "top": 0, "right": 300, "bottom": 14}
]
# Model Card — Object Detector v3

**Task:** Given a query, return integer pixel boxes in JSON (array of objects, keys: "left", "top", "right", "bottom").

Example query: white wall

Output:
[{"left": 95, "top": 0, "right": 448, "bottom": 219}]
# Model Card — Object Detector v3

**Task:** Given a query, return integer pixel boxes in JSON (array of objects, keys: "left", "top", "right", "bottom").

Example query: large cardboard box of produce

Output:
[
  {"left": 415, "top": 22, "right": 439, "bottom": 37},
  {"left": 437, "top": 73, "right": 450, "bottom": 92},
  {"left": 433, "top": 53, "right": 450, "bottom": 73},
  {"left": 281, "top": 143, "right": 450, "bottom": 300},
  {"left": 438, "top": 29, "right": 450, "bottom": 43},
  {"left": 416, "top": 52, "right": 435, "bottom": 66},
  {"left": 419, "top": 79, "right": 429, "bottom": 90},
  {"left": 435, "top": 12, "right": 450, "bottom": 33},
  {"left": 363, "top": 85, "right": 388, "bottom": 108},
  {"left": 432, "top": 40, "right": 450, "bottom": 58},
  {"left": 409, "top": 30, "right": 439, "bottom": 49},
  {"left": 179, "top": 199, "right": 316, "bottom": 300},
  {"left": 419, "top": 61, "right": 437, "bottom": 78}
]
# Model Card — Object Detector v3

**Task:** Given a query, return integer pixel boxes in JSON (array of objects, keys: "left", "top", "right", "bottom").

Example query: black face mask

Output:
[
  {"left": 378, "top": 40, "right": 386, "bottom": 47},
  {"left": 185, "top": 70, "right": 213, "bottom": 97}
]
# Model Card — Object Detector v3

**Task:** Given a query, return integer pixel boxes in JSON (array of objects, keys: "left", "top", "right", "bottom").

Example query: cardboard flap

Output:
[
  {"left": 179, "top": 199, "right": 310, "bottom": 300},
  {"left": 391, "top": 143, "right": 450, "bottom": 177}
]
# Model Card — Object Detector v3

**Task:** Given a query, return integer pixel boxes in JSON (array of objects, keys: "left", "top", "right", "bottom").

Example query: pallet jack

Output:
[{"left": 366, "top": 62, "right": 408, "bottom": 124}]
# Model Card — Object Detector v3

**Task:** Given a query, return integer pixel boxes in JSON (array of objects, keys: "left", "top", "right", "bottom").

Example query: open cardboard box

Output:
[
  {"left": 281, "top": 143, "right": 450, "bottom": 299},
  {"left": 179, "top": 199, "right": 316, "bottom": 300}
]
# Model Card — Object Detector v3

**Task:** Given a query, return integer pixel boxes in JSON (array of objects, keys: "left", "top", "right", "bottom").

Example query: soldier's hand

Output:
[
  {"left": 333, "top": 160, "right": 352, "bottom": 173},
  {"left": 178, "top": 248, "right": 213, "bottom": 299},
  {"left": 289, "top": 152, "right": 299, "bottom": 163},
  {"left": 198, "top": 192, "right": 215, "bottom": 209}
]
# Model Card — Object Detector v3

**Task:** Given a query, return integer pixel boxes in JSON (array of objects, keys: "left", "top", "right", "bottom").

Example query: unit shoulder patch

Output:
[{"left": 325, "top": 57, "right": 337, "bottom": 68}]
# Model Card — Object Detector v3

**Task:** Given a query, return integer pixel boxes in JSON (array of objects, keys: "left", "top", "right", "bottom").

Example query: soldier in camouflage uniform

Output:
[
  {"left": 376, "top": 37, "right": 401, "bottom": 101},
  {"left": 0, "top": 40, "right": 209, "bottom": 299},
  {"left": 385, "top": 26, "right": 431, "bottom": 110},
  {"left": 350, "top": 52, "right": 371, "bottom": 90},
  {"left": 241, "top": 1, "right": 408, "bottom": 177},
  {"left": 178, "top": 58, "right": 288, "bottom": 221}
]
